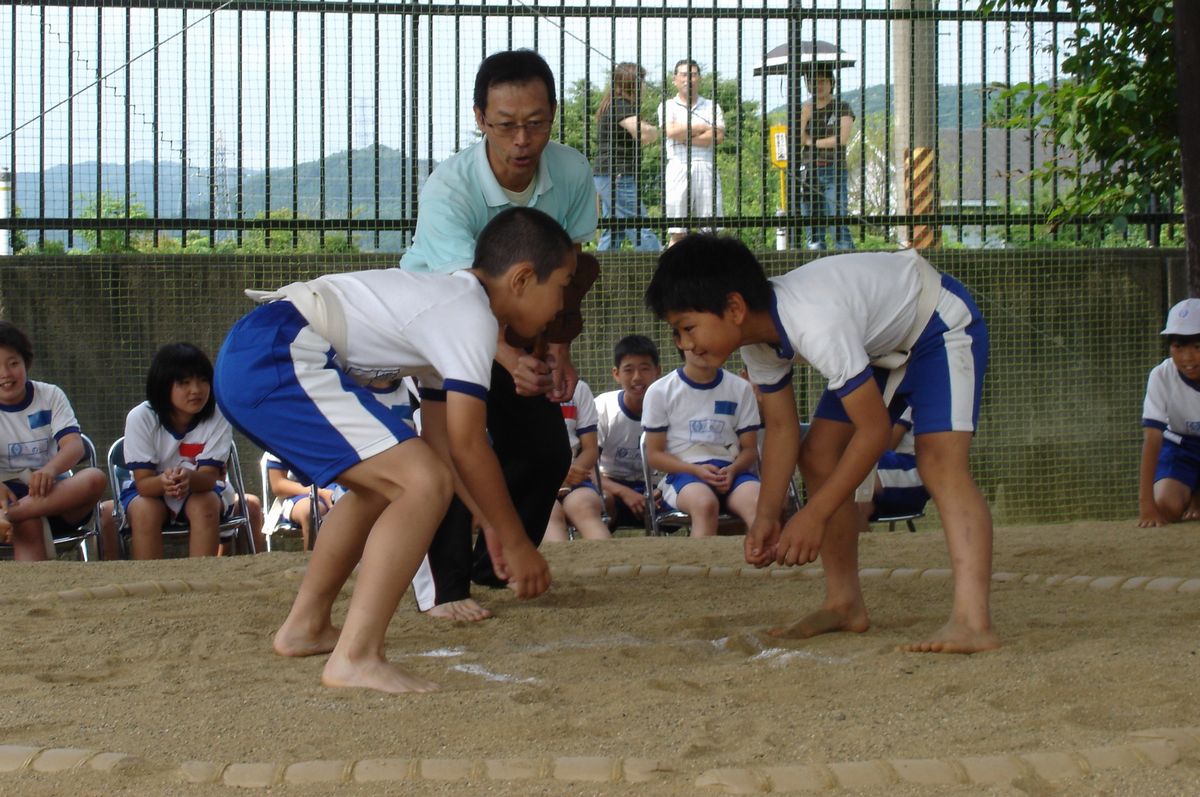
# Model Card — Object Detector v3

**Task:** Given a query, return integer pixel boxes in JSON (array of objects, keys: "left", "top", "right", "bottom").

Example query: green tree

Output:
[
  {"left": 77, "top": 193, "right": 151, "bottom": 252},
  {"left": 212, "top": 209, "right": 359, "bottom": 253},
  {"left": 983, "top": 1, "right": 1179, "bottom": 225}
]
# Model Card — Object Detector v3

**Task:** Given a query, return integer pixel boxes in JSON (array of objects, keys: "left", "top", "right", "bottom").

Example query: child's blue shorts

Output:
[
  {"left": 1154, "top": 437, "right": 1200, "bottom": 490},
  {"left": 215, "top": 301, "right": 418, "bottom": 488},
  {"left": 814, "top": 274, "right": 988, "bottom": 435},
  {"left": 660, "top": 459, "right": 759, "bottom": 512},
  {"left": 117, "top": 482, "right": 234, "bottom": 524},
  {"left": 871, "top": 451, "right": 931, "bottom": 519}
]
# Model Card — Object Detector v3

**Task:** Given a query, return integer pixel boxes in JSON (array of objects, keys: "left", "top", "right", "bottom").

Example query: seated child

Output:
[
  {"left": 856, "top": 408, "right": 930, "bottom": 524},
  {"left": 544, "top": 379, "right": 608, "bottom": 541},
  {"left": 213, "top": 206, "right": 568, "bottom": 695},
  {"left": 0, "top": 321, "right": 108, "bottom": 561},
  {"left": 594, "top": 335, "right": 663, "bottom": 529},
  {"left": 116, "top": 342, "right": 264, "bottom": 559},
  {"left": 264, "top": 379, "right": 414, "bottom": 549},
  {"left": 645, "top": 235, "right": 998, "bottom": 653},
  {"left": 1139, "top": 298, "right": 1200, "bottom": 527},
  {"left": 641, "top": 348, "right": 761, "bottom": 537}
]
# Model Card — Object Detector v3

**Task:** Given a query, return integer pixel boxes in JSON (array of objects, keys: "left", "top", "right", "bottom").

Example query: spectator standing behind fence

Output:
[
  {"left": 659, "top": 59, "right": 725, "bottom": 247},
  {"left": 800, "top": 67, "right": 855, "bottom": 251},
  {"left": 594, "top": 63, "right": 661, "bottom": 252},
  {"left": 399, "top": 49, "right": 598, "bottom": 622}
]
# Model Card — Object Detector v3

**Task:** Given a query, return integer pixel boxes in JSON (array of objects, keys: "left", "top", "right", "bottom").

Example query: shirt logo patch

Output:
[
  {"left": 688, "top": 418, "right": 727, "bottom": 443},
  {"left": 179, "top": 442, "right": 205, "bottom": 462},
  {"left": 1188, "top": 421, "right": 1200, "bottom": 434},
  {"left": 714, "top": 401, "right": 737, "bottom": 416},
  {"left": 27, "top": 409, "right": 51, "bottom": 429},
  {"left": 7, "top": 437, "right": 50, "bottom": 469}
]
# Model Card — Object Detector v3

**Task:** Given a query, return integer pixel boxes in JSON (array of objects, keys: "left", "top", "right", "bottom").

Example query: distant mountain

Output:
[
  {"left": 771, "top": 82, "right": 997, "bottom": 128},
  {"left": 12, "top": 145, "right": 431, "bottom": 251}
]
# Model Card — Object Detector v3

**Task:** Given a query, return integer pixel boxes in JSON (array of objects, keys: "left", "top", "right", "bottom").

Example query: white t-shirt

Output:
[
  {"left": 0, "top": 381, "right": 82, "bottom": 483},
  {"left": 658, "top": 95, "right": 725, "bottom": 165},
  {"left": 596, "top": 389, "right": 646, "bottom": 483},
  {"left": 122, "top": 401, "right": 235, "bottom": 514},
  {"left": 1143, "top": 358, "right": 1200, "bottom": 451},
  {"left": 740, "top": 249, "right": 928, "bottom": 394},
  {"left": 276, "top": 268, "right": 498, "bottom": 400},
  {"left": 560, "top": 379, "right": 598, "bottom": 455},
  {"left": 641, "top": 368, "right": 761, "bottom": 463}
]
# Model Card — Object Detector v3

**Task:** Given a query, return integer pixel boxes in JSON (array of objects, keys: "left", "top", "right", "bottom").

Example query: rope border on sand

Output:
[
  {"left": 563, "top": 563, "right": 1200, "bottom": 595},
  {"left": 3, "top": 727, "right": 1195, "bottom": 790},
  {"left": 0, "top": 578, "right": 269, "bottom": 605}
]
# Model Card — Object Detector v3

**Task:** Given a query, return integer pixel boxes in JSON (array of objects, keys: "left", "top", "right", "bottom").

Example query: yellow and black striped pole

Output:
[{"left": 904, "top": 147, "right": 940, "bottom": 249}]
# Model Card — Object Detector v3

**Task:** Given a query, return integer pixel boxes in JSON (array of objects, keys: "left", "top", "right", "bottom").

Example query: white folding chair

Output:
[
  {"left": 259, "top": 453, "right": 321, "bottom": 551},
  {"left": 107, "top": 437, "right": 256, "bottom": 557}
]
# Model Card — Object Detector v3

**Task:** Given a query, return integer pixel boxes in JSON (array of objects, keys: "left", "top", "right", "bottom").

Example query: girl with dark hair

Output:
[{"left": 594, "top": 62, "right": 661, "bottom": 251}]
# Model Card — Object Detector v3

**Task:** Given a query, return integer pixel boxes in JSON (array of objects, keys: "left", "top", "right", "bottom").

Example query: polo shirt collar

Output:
[{"left": 474, "top": 139, "right": 554, "bottom": 208}]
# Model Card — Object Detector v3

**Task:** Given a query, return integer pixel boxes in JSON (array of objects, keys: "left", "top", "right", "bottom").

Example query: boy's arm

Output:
[
  {"left": 776, "top": 377, "right": 891, "bottom": 566},
  {"left": 565, "top": 432, "right": 599, "bottom": 487},
  {"left": 26, "top": 432, "right": 85, "bottom": 498},
  {"left": 746, "top": 385, "right": 800, "bottom": 566},
  {"left": 186, "top": 466, "right": 221, "bottom": 494},
  {"left": 644, "top": 431, "right": 714, "bottom": 483},
  {"left": 1138, "top": 427, "right": 1168, "bottom": 527},
  {"left": 418, "top": 398, "right": 491, "bottom": 532},
  {"left": 443, "top": 392, "right": 550, "bottom": 599},
  {"left": 268, "top": 468, "right": 310, "bottom": 499},
  {"left": 726, "top": 429, "right": 760, "bottom": 477}
]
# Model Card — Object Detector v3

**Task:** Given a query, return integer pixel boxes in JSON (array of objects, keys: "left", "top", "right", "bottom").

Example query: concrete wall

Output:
[{"left": 0, "top": 248, "right": 1182, "bottom": 523}]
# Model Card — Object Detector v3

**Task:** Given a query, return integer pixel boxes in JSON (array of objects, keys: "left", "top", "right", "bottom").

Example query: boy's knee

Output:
[{"left": 78, "top": 468, "right": 108, "bottom": 499}]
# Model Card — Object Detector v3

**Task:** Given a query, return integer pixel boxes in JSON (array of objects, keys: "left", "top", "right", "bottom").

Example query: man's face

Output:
[
  {"left": 673, "top": 65, "right": 701, "bottom": 99},
  {"left": 475, "top": 79, "right": 555, "bottom": 191}
]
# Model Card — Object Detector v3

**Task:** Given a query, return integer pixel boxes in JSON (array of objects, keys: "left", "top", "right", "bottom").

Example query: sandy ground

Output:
[{"left": 3, "top": 520, "right": 1200, "bottom": 796}]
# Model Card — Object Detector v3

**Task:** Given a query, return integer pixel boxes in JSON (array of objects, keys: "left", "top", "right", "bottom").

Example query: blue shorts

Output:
[
  {"left": 565, "top": 478, "right": 602, "bottom": 496},
  {"left": 815, "top": 274, "right": 988, "bottom": 435},
  {"left": 871, "top": 451, "right": 931, "bottom": 519},
  {"left": 215, "top": 301, "right": 419, "bottom": 488},
  {"left": 118, "top": 483, "right": 234, "bottom": 524},
  {"left": 3, "top": 479, "right": 91, "bottom": 534},
  {"left": 660, "top": 459, "right": 760, "bottom": 512},
  {"left": 1155, "top": 438, "right": 1200, "bottom": 490},
  {"left": 603, "top": 477, "right": 651, "bottom": 528}
]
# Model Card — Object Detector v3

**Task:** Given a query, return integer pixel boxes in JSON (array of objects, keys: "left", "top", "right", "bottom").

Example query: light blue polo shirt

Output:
[{"left": 399, "top": 139, "right": 598, "bottom": 274}]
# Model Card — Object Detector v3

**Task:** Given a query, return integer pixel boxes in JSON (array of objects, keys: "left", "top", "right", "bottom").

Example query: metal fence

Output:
[{"left": 0, "top": 0, "right": 1184, "bottom": 252}]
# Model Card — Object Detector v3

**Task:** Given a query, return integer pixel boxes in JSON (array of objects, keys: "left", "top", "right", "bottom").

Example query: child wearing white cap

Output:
[{"left": 1138, "top": 298, "right": 1200, "bottom": 526}]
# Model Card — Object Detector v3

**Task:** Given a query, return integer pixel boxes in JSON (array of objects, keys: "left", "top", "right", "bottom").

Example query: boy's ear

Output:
[
  {"left": 611, "top": 366, "right": 621, "bottom": 382},
  {"left": 508, "top": 261, "right": 537, "bottom": 295},
  {"left": 724, "top": 292, "right": 748, "bottom": 324}
]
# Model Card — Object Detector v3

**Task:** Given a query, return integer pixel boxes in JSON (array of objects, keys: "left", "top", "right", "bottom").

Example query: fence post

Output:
[{"left": 0, "top": 168, "right": 11, "bottom": 256}]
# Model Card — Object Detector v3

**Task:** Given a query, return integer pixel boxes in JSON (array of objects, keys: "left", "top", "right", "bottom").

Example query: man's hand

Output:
[
  {"left": 774, "top": 508, "right": 827, "bottom": 566},
  {"left": 511, "top": 354, "right": 554, "bottom": 397},
  {"left": 545, "top": 343, "right": 577, "bottom": 403},
  {"left": 502, "top": 540, "right": 551, "bottom": 599},
  {"left": 745, "top": 515, "right": 780, "bottom": 567}
]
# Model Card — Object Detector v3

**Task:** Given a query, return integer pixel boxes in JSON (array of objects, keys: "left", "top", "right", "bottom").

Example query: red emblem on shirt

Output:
[
  {"left": 179, "top": 442, "right": 205, "bottom": 462},
  {"left": 560, "top": 405, "right": 577, "bottom": 420}
]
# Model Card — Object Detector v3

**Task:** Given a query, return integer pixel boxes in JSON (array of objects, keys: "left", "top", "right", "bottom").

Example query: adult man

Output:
[
  {"left": 658, "top": 59, "right": 726, "bottom": 246},
  {"left": 400, "top": 49, "right": 598, "bottom": 621}
]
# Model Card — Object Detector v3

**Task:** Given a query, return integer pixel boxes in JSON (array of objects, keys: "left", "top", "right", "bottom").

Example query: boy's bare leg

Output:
[
  {"left": 901, "top": 431, "right": 999, "bottom": 654},
  {"left": 1183, "top": 490, "right": 1200, "bottom": 521},
  {"left": 319, "top": 442, "right": 451, "bottom": 694},
  {"left": 274, "top": 488, "right": 386, "bottom": 656},
  {"left": 770, "top": 419, "right": 870, "bottom": 639},
  {"left": 725, "top": 481, "right": 760, "bottom": 530},
  {"left": 1154, "top": 478, "right": 1191, "bottom": 522},
  {"left": 563, "top": 489, "right": 612, "bottom": 540},
  {"left": 4, "top": 469, "right": 107, "bottom": 527},
  {"left": 676, "top": 483, "right": 719, "bottom": 537},
  {"left": 542, "top": 500, "right": 569, "bottom": 543}
]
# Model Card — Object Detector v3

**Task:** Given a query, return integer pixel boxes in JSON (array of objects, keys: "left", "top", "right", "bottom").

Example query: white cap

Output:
[{"left": 1162, "top": 299, "right": 1200, "bottom": 336}]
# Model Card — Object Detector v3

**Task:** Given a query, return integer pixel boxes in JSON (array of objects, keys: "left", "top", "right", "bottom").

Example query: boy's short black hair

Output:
[
  {"left": 613, "top": 334, "right": 659, "bottom": 368},
  {"left": 146, "top": 343, "right": 216, "bottom": 428},
  {"left": 644, "top": 234, "right": 773, "bottom": 319},
  {"left": 474, "top": 50, "right": 557, "bottom": 112},
  {"left": 474, "top": 207, "right": 573, "bottom": 282},
  {"left": 1167, "top": 334, "right": 1200, "bottom": 346},
  {"left": 0, "top": 321, "right": 34, "bottom": 368}
]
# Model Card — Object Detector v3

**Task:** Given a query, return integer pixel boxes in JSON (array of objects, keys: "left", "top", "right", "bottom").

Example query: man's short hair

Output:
[
  {"left": 674, "top": 59, "right": 701, "bottom": 75},
  {"left": 474, "top": 50, "right": 557, "bottom": 112},
  {"left": 474, "top": 207, "right": 573, "bottom": 282},
  {"left": 0, "top": 321, "right": 34, "bottom": 368},
  {"left": 644, "top": 234, "right": 773, "bottom": 318},
  {"left": 613, "top": 334, "right": 660, "bottom": 368}
]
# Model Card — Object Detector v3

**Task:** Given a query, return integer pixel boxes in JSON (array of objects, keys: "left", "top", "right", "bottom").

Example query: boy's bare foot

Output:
[
  {"left": 423, "top": 598, "right": 492, "bottom": 622},
  {"left": 898, "top": 621, "right": 1001, "bottom": 654},
  {"left": 322, "top": 654, "right": 440, "bottom": 694},
  {"left": 273, "top": 621, "right": 341, "bottom": 657},
  {"left": 767, "top": 606, "right": 870, "bottom": 639},
  {"left": 0, "top": 512, "right": 11, "bottom": 543}
]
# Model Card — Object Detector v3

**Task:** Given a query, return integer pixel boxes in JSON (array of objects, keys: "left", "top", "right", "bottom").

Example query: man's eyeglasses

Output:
[{"left": 482, "top": 117, "right": 552, "bottom": 137}]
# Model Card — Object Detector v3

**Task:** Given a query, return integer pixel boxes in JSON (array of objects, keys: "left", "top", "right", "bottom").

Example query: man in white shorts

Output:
[{"left": 658, "top": 59, "right": 725, "bottom": 246}]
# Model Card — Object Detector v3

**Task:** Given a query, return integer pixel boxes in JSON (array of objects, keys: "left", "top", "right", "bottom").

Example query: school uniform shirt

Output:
[
  {"left": 299, "top": 269, "right": 498, "bottom": 400},
  {"left": 595, "top": 389, "right": 646, "bottom": 483},
  {"left": 1143, "top": 358, "right": 1200, "bottom": 453},
  {"left": 740, "top": 249, "right": 927, "bottom": 396},
  {"left": 0, "top": 380, "right": 81, "bottom": 483},
  {"left": 122, "top": 401, "right": 234, "bottom": 515},
  {"left": 560, "top": 379, "right": 598, "bottom": 455},
  {"left": 641, "top": 369, "right": 761, "bottom": 463}
]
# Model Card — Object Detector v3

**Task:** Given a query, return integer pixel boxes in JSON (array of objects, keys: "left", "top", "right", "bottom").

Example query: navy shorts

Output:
[
  {"left": 660, "top": 459, "right": 759, "bottom": 512},
  {"left": 1155, "top": 438, "right": 1200, "bottom": 490}
]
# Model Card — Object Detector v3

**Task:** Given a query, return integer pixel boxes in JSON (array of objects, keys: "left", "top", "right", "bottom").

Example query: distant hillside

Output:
[
  {"left": 13, "top": 145, "right": 431, "bottom": 251},
  {"left": 771, "top": 82, "right": 997, "bottom": 128}
]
